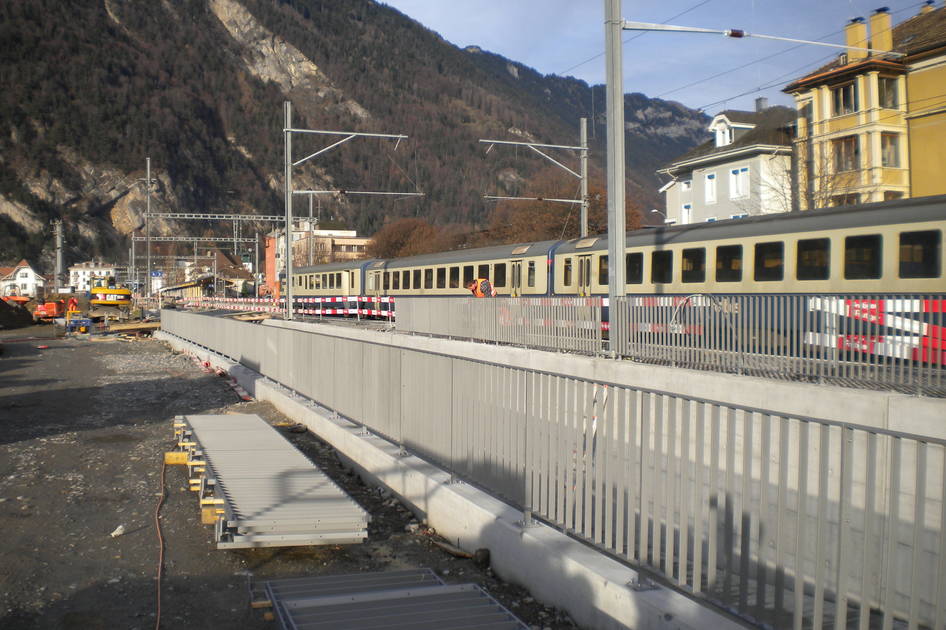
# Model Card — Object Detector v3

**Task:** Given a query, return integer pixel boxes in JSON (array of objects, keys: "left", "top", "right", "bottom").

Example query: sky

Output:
[{"left": 380, "top": 0, "right": 930, "bottom": 113}]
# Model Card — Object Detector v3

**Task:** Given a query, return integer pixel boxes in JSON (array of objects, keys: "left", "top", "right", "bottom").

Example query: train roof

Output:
[
  {"left": 382, "top": 239, "right": 561, "bottom": 269},
  {"left": 295, "top": 259, "right": 377, "bottom": 274},
  {"left": 554, "top": 194, "right": 946, "bottom": 254}
]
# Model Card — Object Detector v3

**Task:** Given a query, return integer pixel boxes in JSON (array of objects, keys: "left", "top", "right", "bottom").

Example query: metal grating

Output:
[
  {"left": 178, "top": 414, "right": 368, "bottom": 549},
  {"left": 264, "top": 569, "right": 528, "bottom": 630}
]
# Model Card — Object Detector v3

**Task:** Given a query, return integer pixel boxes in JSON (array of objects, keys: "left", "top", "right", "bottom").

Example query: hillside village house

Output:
[
  {"left": 783, "top": 3, "right": 946, "bottom": 208},
  {"left": 657, "top": 102, "right": 795, "bottom": 224},
  {"left": 0, "top": 259, "right": 45, "bottom": 298},
  {"left": 69, "top": 261, "right": 128, "bottom": 292}
]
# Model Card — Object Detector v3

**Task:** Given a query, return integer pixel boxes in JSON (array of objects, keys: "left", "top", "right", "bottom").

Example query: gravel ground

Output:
[{"left": 0, "top": 325, "right": 579, "bottom": 629}]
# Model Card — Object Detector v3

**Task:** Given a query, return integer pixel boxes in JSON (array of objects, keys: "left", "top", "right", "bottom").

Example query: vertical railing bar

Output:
[
  {"left": 665, "top": 396, "right": 678, "bottom": 579},
  {"left": 628, "top": 388, "right": 641, "bottom": 562},
  {"left": 680, "top": 398, "right": 692, "bottom": 588},
  {"left": 907, "top": 441, "right": 927, "bottom": 630},
  {"left": 812, "top": 423, "right": 831, "bottom": 630},
  {"left": 597, "top": 385, "right": 612, "bottom": 547},
  {"left": 615, "top": 387, "right": 628, "bottom": 556},
  {"left": 757, "top": 413, "right": 772, "bottom": 618},
  {"left": 858, "top": 432, "right": 878, "bottom": 630},
  {"left": 934, "top": 443, "right": 946, "bottom": 630},
  {"left": 773, "top": 416, "right": 789, "bottom": 628},
  {"left": 738, "top": 409, "right": 753, "bottom": 614},
  {"left": 582, "top": 382, "right": 596, "bottom": 539},
  {"left": 881, "top": 437, "right": 902, "bottom": 630},
  {"left": 640, "top": 392, "right": 652, "bottom": 564},
  {"left": 707, "top": 404, "right": 721, "bottom": 593},
  {"left": 565, "top": 377, "right": 577, "bottom": 533},
  {"left": 723, "top": 406, "right": 737, "bottom": 606},
  {"left": 834, "top": 426, "right": 854, "bottom": 630},
  {"left": 793, "top": 420, "right": 810, "bottom": 630},
  {"left": 554, "top": 374, "right": 566, "bottom": 527},
  {"left": 693, "top": 401, "right": 706, "bottom": 594},
  {"left": 538, "top": 372, "right": 549, "bottom": 520},
  {"left": 653, "top": 394, "right": 665, "bottom": 570}
]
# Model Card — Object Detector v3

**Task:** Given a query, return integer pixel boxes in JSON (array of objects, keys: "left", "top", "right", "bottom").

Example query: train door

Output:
[
  {"left": 510, "top": 260, "right": 523, "bottom": 297},
  {"left": 367, "top": 270, "right": 382, "bottom": 297},
  {"left": 576, "top": 255, "right": 593, "bottom": 296}
]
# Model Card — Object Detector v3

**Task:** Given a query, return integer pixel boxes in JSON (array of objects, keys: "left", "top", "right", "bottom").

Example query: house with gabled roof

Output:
[
  {"left": 0, "top": 259, "right": 46, "bottom": 298},
  {"left": 657, "top": 102, "right": 795, "bottom": 225},
  {"left": 783, "top": 3, "right": 946, "bottom": 208}
]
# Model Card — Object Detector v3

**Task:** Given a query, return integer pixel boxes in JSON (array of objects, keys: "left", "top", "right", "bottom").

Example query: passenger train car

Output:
[{"left": 290, "top": 195, "right": 944, "bottom": 299}]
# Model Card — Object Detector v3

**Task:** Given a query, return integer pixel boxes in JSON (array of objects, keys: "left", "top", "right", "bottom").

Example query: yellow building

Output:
[{"left": 784, "top": 3, "right": 946, "bottom": 209}]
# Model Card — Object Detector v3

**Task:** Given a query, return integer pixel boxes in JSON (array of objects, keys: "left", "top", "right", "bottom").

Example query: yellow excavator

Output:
[{"left": 88, "top": 276, "right": 132, "bottom": 319}]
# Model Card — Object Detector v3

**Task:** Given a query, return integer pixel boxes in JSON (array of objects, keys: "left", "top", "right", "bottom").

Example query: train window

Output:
[
  {"left": 449, "top": 267, "right": 460, "bottom": 288},
  {"left": 651, "top": 251, "right": 672, "bottom": 284},
  {"left": 392, "top": 271, "right": 400, "bottom": 290},
  {"left": 329, "top": 274, "right": 336, "bottom": 289},
  {"left": 463, "top": 266, "right": 474, "bottom": 284},
  {"left": 626, "top": 253, "right": 643, "bottom": 284},
  {"left": 527, "top": 261, "right": 536, "bottom": 287},
  {"left": 797, "top": 238, "right": 830, "bottom": 280},
  {"left": 336, "top": 272, "right": 342, "bottom": 287},
  {"left": 493, "top": 264, "right": 506, "bottom": 287},
  {"left": 383, "top": 272, "right": 390, "bottom": 291},
  {"left": 436, "top": 267, "right": 446, "bottom": 289},
  {"left": 899, "top": 230, "right": 941, "bottom": 278},
  {"left": 754, "top": 242, "right": 784, "bottom": 281},
  {"left": 402, "top": 271, "right": 410, "bottom": 289},
  {"left": 424, "top": 268, "right": 433, "bottom": 289},
  {"left": 845, "top": 235, "right": 882, "bottom": 279},
  {"left": 563, "top": 258, "right": 573, "bottom": 285},
  {"left": 478, "top": 264, "right": 489, "bottom": 279},
  {"left": 413, "top": 269, "right": 421, "bottom": 289},
  {"left": 314, "top": 275, "right": 321, "bottom": 289},
  {"left": 682, "top": 248, "right": 706, "bottom": 283},
  {"left": 598, "top": 256, "right": 608, "bottom": 285}
]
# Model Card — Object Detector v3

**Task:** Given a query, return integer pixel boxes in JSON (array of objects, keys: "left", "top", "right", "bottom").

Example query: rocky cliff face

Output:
[{"left": 0, "top": 0, "right": 708, "bottom": 268}]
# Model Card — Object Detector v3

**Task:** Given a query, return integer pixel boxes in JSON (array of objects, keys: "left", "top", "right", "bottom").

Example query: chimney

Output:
[
  {"left": 845, "top": 17, "right": 868, "bottom": 61},
  {"left": 870, "top": 7, "right": 892, "bottom": 53},
  {"left": 755, "top": 97, "right": 768, "bottom": 112},
  {"left": 921, "top": 0, "right": 935, "bottom": 14}
]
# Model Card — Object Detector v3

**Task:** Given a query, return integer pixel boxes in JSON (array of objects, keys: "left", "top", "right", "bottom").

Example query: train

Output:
[{"left": 289, "top": 194, "right": 945, "bottom": 299}]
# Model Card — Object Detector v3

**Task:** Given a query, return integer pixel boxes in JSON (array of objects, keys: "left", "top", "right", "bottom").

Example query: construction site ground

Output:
[{"left": 0, "top": 325, "right": 578, "bottom": 629}]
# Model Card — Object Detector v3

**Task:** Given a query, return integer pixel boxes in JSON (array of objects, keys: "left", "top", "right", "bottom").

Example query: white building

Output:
[
  {"left": 0, "top": 259, "right": 45, "bottom": 298},
  {"left": 68, "top": 261, "right": 128, "bottom": 292},
  {"left": 657, "top": 103, "right": 796, "bottom": 225}
]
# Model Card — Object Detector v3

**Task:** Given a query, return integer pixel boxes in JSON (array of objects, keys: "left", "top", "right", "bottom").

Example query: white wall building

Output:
[
  {"left": 658, "top": 104, "right": 796, "bottom": 225},
  {"left": 0, "top": 259, "right": 45, "bottom": 298},
  {"left": 68, "top": 261, "right": 128, "bottom": 292}
]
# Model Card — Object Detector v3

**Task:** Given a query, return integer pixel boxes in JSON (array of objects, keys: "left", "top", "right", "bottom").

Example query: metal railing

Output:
[
  {"left": 611, "top": 294, "right": 946, "bottom": 396},
  {"left": 161, "top": 309, "right": 946, "bottom": 629},
  {"left": 395, "top": 297, "right": 604, "bottom": 355}
]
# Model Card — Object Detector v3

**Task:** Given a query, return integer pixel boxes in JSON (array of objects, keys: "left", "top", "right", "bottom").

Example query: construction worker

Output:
[
  {"left": 67, "top": 296, "right": 79, "bottom": 313},
  {"left": 465, "top": 278, "right": 496, "bottom": 298}
]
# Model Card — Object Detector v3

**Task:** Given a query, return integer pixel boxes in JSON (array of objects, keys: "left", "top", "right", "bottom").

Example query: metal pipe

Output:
[
  {"left": 284, "top": 101, "right": 293, "bottom": 320},
  {"left": 605, "top": 0, "right": 627, "bottom": 346},
  {"left": 580, "top": 118, "right": 589, "bottom": 238}
]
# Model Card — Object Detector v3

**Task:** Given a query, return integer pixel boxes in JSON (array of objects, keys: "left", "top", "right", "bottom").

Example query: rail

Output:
[
  {"left": 161, "top": 308, "right": 946, "bottom": 629},
  {"left": 394, "top": 296, "right": 604, "bottom": 355}
]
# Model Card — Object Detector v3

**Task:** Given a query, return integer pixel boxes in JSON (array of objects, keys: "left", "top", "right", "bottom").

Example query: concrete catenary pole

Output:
[
  {"left": 284, "top": 101, "right": 293, "bottom": 320},
  {"left": 54, "top": 220, "right": 63, "bottom": 292},
  {"left": 605, "top": 0, "right": 626, "bottom": 336},
  {"left": 580, "top": 117, "right": 589, "bottom": 238}
]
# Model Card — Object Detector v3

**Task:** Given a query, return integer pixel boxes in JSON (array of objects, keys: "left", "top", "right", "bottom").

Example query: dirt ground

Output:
[{"left": 0, "top": 325, "right": 578, "bottom": 629}]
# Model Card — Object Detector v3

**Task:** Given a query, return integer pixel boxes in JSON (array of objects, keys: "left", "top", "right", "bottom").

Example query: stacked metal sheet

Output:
[
  {"left": 264, "top": 569, "right": 528, "bottom": 629},
  {"left": 179, "top": 414, "right": 369, "bottom": 549}
]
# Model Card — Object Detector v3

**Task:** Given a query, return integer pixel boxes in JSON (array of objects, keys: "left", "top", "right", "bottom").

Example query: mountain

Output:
[{"left": 0, "top": 0, "right": 708, "bottom": 270}]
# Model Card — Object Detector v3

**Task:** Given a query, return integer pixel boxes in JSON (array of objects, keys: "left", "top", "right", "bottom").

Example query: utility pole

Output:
[
  {"left": 284, "top": 101, "right": 293, "bottom": 319},
  {"left": 605, "top": 0, "right": 627, "bottom": 323},
  {"left": 580, "top": 117, "right": 589, "bottom": 237},
  {"left": 308, "top": 195, "right": 313, "bottom": 265},
  {"left": 53, "top": 220, "right": 63, "bottom": 292},
  {"left": 144, "top": 157, "right": 153, "bottom": 297}
]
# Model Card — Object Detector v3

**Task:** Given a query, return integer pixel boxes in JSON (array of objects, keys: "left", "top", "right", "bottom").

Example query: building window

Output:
[
  {"left": 729, "top": 166, "right": 749, "bottom": 199},
  {"left": 730, "top": 213, "right": 748, "bottom": 219},
  {"left": 878, "top": 77, "right": 898, "bottom": 109},
  {"left": 881, "top": 133, "right": 900, "bottom": 168},
  {"left": 832, "top": 136, "right": 859, "bottom": 172},
  {"left": 705, "top": 217, "right": 717, "bottom": 222},
  {"left": 830, "top": 193, "right": 860, "bottom": 207},
  {"left": 832, "top": 82, "right": 857, "bottom": 116},
  {"left": 715, "top": 126, "right": 733, "bottom": 147},
  {"left": 681, "top": 204, "right": 692, "bottom": 224},
  {"left": 704, "top": 173, "right": 717, "bottom": 204},
  {"left": 681, "top": 180, "right": 692, "bottom": 191},
  {"left": 884, "top": 191, "right": 904, "bottom": 201}
]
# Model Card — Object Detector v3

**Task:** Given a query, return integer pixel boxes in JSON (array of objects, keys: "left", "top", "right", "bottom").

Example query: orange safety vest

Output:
[{"left": 470, "top": 278, "right": 495, "bottom": 298}]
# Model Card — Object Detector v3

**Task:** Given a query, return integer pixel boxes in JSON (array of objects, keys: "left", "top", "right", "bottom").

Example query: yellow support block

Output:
[
  {"left": 251, "top": 600, "right": 273, "bottom": 609},
  {"left": 199, "top": 498, "right": 224, "bottom": 506},
  {"left": 201, "top": 507, "right": 219, "bottom": 524},
  {"left": 164, "top": 451, "right": 188, "bottom": 465}
]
